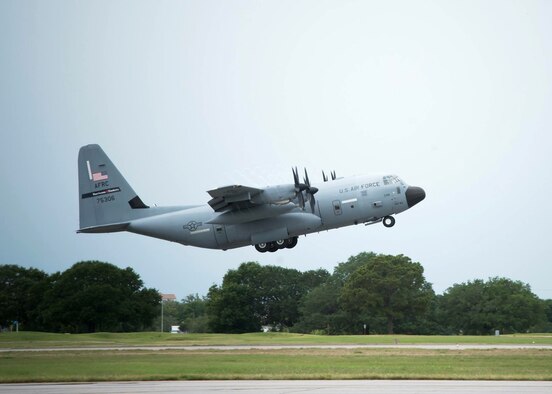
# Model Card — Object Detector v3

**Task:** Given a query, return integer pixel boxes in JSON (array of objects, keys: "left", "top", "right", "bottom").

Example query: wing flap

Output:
[
  {"left": 207, "top": 203, "right": 296, "bottom": 225},
  {"left": 207, "top": 185, "right": 263, "bottom": 212}
]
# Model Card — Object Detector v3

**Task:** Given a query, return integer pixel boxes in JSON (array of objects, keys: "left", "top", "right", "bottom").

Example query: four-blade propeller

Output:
[
  {"left": 292, "top": 167, "right": 319, "bottom": 213},
  {"left": 322, "top": 170, "right": 337, "bottom": 182}
]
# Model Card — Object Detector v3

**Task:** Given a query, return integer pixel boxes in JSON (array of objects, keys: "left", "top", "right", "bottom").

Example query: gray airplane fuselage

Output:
[
  {"left": 77, "top": 144, "right": 425, "bottom": 252},
  {"left": 126, "top": 175, "right": 418, "bottom": 250}
]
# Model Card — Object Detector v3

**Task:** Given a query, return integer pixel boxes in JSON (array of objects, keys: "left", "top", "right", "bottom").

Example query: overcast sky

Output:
[{"left": 1, "top": 0, "right": 551, "bottom": 300}]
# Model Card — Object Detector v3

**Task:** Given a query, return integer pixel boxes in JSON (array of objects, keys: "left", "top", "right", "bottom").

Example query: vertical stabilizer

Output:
[{"left": 78, "top": 144, "right": 148, "bottom": 232}]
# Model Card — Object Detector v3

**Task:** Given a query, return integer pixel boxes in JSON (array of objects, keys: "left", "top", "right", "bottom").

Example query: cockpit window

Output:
[{"left": 383, "top": 175, "right": 401, "bottom": 185}]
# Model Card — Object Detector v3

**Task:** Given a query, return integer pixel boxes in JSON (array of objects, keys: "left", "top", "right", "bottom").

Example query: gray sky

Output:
[{"left": 1, "top": 0, "right": 551, "bottom": 300}]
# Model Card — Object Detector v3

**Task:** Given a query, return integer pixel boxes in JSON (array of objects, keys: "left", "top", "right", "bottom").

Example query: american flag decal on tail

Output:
[{"left": 92, "top": 171, "right": 108, "bottom": 181}]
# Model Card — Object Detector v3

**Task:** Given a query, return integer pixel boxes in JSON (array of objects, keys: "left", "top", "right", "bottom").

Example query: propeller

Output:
[
  {"left": 292, "top": 167, "right": 306, "bottom": 209},
  {"left": 322, "top": 170, "right": 337, "bottom": 182},
  {"left": 292, "top": 167, "right": 318, "bottom": 213}
]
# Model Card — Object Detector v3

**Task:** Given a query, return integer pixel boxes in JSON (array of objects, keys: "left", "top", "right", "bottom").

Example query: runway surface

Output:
[
  {"left": 2, "top": 343, "right": 552, "bottom": 352},
  {"left": 2, "top": 380, "right": 552, "bottom": 394}
]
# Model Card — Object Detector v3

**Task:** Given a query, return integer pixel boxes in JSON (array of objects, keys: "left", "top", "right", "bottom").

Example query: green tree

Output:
[
  {"left": 333, "top": 252, "right": 378, "bottom": 284},
  {"left": 160, "top": 300, "right": 181, "bottom": 333},
  {"left": 0, "top": 265, "right": 50, "bottom": 330},
  {"left": 207, "top": 281, "right": 260, "bottom": 333},
  {"left": 534, "top": 299, "right": 552, "bottom": 332},
  {"left": 207, "top": 262, "right": 329, "bottom": 333},
  {"left": 546, "top": 300, "right": 552, "bottom": 324},
  {"left": 293, "top": 282, "right": 355, "bottom": 334},
  {"left": 440, "top": 277, "right": 545, "bottom": 334},
  {"left": 396, "top": 293, "right": 447, "bottom": 335},
  {"left": 300, "top": 268, "right": 331, "bottom": 289},
  {"left": 40, "top": 261, "right": 160, "bottom": 333},
  {"left": 294, "top": 252, "right": 379, "bottom": 334},
  {"left": 340, "top": 254, "right": 434, "bottom": 334},
  {"left": 180, "top": 294, "right": 209, "bottom": 333}
]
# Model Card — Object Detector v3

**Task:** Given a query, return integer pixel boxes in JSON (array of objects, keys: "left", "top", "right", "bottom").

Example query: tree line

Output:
[
  {"left": 0, "top": 261, "right": 159, "bottom": 333},
  {"left": 1, "top": 253, "right": 551, "bottom": 334}
]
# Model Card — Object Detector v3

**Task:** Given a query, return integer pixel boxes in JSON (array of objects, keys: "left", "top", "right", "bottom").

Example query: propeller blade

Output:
[
  {"left": 309, "top": 193, "right": 316, "bottom": 213},
  {"left": 292, "top": 167, "right": 318, "bottom": 211},
  {"left": 292, "top": 167, "right": 307, "bottom": 209},
  {"left": 303, "top": 168, "right": 311, "bottom": 187},
  {"left": 298, "top": 190, "right": 305, "bottom": 209},
  {"left": 293, "top": 167, "right": 305, "bottom": 190}
]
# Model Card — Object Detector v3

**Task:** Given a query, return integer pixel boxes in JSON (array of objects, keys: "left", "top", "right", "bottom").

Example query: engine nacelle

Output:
[{"left": 251, "top": 184, "right": 296, "bottom": 205}]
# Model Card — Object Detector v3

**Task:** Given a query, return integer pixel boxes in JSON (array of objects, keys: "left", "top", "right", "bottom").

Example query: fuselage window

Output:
[
  {"left": 383, "top": 175, "right": 402, "bottom": 185},
  {"left": 396, "top": 187, "right": 401, "bottom": 194},
  {"left": 333, "top": 200, "right": 342, "bottom": 215}
]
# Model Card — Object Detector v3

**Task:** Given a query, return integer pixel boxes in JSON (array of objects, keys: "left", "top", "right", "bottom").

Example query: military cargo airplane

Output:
[{"left": 78, "top": 144, "right": 425, "bottom": 252}]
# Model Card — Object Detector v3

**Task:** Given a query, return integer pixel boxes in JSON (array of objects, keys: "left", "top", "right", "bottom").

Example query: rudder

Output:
[{"left": 78, "top": 144, "right": 149, "bottom": 232}]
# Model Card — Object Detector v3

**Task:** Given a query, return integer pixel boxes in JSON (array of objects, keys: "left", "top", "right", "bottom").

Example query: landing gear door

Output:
[
  {"left": 214, "top": 225, "right": 229, "bottom": 247},
  {"left": 332, "top": 200, "right": 342, "bottom": 215}
]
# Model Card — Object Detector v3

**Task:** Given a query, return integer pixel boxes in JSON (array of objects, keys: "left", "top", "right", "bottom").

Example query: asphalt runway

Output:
[
  {"left": 2, "top": 380, "right": 552, "bottom": 394},
  {"left": 2, "top": 343, "right": 552, "bottom": 352}
]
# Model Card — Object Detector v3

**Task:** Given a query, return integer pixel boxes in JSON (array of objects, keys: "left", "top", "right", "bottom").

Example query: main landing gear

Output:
[{"left": 255, "top": 236, "right": 298, "bottom": 253}]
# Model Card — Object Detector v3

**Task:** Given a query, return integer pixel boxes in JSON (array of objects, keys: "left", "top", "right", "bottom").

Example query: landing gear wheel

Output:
[
  {"left": 285, "top": 237, "right": 298, "bottom": 249},
  {"left": 256, "top": 237, "right": 298, "bottom": 252},
  {"left": 255, "top": 243, "right": 269, "bottom": 253},
  {"left": 383, "top": 216, "right": 395, "bottom": 228}
]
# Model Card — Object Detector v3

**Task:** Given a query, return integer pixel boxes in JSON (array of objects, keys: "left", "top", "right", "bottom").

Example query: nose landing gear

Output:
[
  {"left": 383, "top": 216, "right": 395, "bottom": 228},
  {"left": 255, "top": 236, "right": 298, "bottom": 253}
]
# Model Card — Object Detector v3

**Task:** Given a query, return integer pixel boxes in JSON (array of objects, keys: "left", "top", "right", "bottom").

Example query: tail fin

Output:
[{"left": 78, "top": 144, "right": 149, "bottom": 232}]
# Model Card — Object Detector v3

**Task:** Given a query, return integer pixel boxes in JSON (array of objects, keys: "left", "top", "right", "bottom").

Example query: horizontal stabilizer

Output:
[{"left": 77, "top": 222, "right": 130, "bottom": 233}]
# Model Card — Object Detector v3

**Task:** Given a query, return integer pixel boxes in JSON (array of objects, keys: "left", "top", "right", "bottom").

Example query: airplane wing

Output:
[{"left": 207, "top": 185, "right": 264, "bottom": 212}]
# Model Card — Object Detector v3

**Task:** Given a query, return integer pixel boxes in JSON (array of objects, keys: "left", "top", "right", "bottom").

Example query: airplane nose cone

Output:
[{"left": 406, "top": 186, "right": 426, "bottom": 208}]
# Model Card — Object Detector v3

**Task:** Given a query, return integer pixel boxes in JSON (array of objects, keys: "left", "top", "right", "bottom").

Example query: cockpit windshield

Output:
[{"left": 383, "top": 175, "right": 402, "bottom": 185}]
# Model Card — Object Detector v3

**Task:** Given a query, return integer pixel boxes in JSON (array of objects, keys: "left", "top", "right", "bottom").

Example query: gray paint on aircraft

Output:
[{"left": 78, "top": 145, "right": 425, "bottom": 252}]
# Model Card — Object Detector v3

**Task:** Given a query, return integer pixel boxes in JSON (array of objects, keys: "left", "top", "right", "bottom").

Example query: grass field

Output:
[
  {"left": 1, "top": 348, "right": 551, "bottom": 382},
  {"left": 1, "top": 331, "right": 552, "bottom": 348},
  {"left": 1, "top": 332, "right": 551, "bottom": 382}
]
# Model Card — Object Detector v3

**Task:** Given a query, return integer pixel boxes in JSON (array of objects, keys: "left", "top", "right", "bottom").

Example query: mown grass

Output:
[
  {"left": 1, "top": 331, "right": 551, "bottom": 348},
  {"left": 0, "top": 348, "right": 551, "bottom": 382}
]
